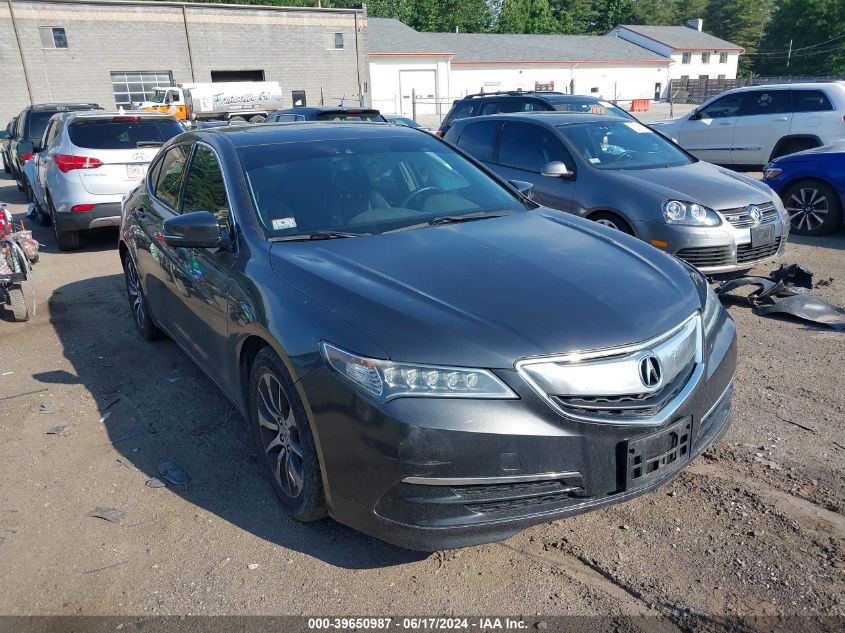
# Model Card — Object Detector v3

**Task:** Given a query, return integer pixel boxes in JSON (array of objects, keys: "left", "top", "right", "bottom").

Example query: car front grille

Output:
[
  {"left": 676, "top": 245, "right": 734, "bottom": 268},
  {"left": 737, "top": 237, "right": 783, "bottom": 263},
  {"left": 720, "top": 202, "right": 778, "bottom": 228},
  {"left": 452, "top": 479, "right": 585, "bottom": 515}
]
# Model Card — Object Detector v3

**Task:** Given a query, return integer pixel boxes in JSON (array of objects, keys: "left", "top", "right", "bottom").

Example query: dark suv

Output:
[
  {"left": 265, "top": 106, "right": 386, "bottom": 123},
  {"left": 9, "top": 103, "right": 102, "bottom": 189},
  {"left": 437, "top": 91, "right": 634, "bottom": 137}
]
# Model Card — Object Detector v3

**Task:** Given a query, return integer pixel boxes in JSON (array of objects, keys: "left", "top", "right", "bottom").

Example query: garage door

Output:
[
  {"left": 111, "top": 71, "right": 174, "bottom": 109},
  {"left": 399, "top": 70, "right": 437, "bottom": 118}
]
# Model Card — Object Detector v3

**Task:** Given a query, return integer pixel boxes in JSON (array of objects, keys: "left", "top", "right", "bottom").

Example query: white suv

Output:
[{"left": 650, "top": 82, "right": 845, "bottom": 168}]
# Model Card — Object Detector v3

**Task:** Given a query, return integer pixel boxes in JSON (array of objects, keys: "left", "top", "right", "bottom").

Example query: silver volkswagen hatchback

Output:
[{"left": 29, "top": 111, "right": 183, "bottom": 250}]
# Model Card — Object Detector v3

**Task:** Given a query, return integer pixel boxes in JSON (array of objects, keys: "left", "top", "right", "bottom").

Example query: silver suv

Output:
[
  {"left": 650, "top": 82, "right": 845, "bottom": 168},
  {"left": 29, "top": 111, "right": 183, "bottom": 250}
]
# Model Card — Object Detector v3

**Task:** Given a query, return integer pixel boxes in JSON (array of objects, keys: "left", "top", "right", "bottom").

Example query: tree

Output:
[
  {"left": 591, "top": 0, "right": 633, "bottom": 32},
  {"left": 497, "top": 0, "right": 560, "bottom": 34},
  {"left": 629, "top": 0, "right": 678, "bottom": 26},
  {"left": 703, "top": 0, "right": 774, "bottom": 74},
  {"left": 754, "top": 0, "right": 845, "bottom": 76}
]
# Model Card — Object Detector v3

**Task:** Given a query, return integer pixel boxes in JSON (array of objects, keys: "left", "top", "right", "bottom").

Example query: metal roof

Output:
[
  {"left": 368, "top": 18, "right": 669, "bottom": 65},
  {"left": 615, "top": 25, "right": 743, "bottom": 52}
]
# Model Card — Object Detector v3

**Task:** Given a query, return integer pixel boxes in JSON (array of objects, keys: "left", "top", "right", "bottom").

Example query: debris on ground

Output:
[
  {"left": 98, "top": 411, "right": 112, "bottom": 424},
  {"left": 715, "top": 263, "right": 845, "bottom": 330},
  {"left": 86, "top": 507, "right": 126, "bottom": 524},
  {"left": 145, "top": 478, "right": 165, "bottom": 489},
  {"left": 38, "top": 401, "right": 59, "bottom": 414},
  {"left": 157, "top": 462, "right": 190, "bottom": 486},
  {"left": 45, "top": 424, "right": 69, "bottom": 437}
]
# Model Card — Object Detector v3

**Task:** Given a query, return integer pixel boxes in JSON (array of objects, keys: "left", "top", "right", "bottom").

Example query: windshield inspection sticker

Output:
[{"left": 272, "top": 217, "right": 297, "bottom": 230}]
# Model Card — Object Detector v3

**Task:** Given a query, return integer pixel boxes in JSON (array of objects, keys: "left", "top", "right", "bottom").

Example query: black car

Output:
[
  {"left": 265, "top": 106, "right": 386, "bottom": 123},
  {"left": 10, "top": 102, "right": 101, "bottom": 189},
  {"left": 119, "top": 122, "right": 736, "bottom": 550},
  {"left": 437, "top": 91, "right": 635, "bottom": 137},
  {"left": 2, "top": 117, "right": 17, "bottom": 174}
]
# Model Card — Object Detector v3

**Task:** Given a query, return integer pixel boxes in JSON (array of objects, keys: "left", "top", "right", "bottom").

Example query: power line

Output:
[
  {"left": 747, "top": 32, "right": 845, "bottom": 56},
  {"left": 744, "top": 41, "right": 845, "bottom": 58}
]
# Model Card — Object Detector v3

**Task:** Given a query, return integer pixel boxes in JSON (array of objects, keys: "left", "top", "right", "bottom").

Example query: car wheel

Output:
[
  {"left": 3, "top": 159, "right": 9, "bottom": 174},
  {"left": 591, "top": 212, "right": 634, "bottom": 235},
  {"left": 34, "top": 199, "right": 51, "bottom": 227},
  {"left": 7, "top": 284, "right": 29, "bottom": 322},
  {"left": 23, "top": 179, "right": 33, "bottom": 203},
  {"left": 783, "top": 180, "right": 842, "bottom": 236},
  {"left": 49, "top": 195, "right": 80, "bottom": 251},
  {"left": 122, "top": 254, "right": 164, "bottom": 341},
  {"left": 249, "top": 115, "right": 266, "bottom": 124},
  {"left": 229, "top": 116, "right": 247, "bottom": 123},
  {"left": 250, "top": 348, "right": 327, "bottom": 522}
]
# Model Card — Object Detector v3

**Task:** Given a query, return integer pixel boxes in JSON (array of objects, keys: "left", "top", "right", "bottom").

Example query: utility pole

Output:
[{"left": 786, "top": 39, "right": 793, "bottom": 69}]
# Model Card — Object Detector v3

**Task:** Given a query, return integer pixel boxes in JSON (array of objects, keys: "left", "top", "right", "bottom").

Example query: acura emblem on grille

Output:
[
  {"left": 747, "top": 205, "right": 762, "bottom": 224},
  {"left": 639, "top": 355, "right": 662, "bottom": 389}
]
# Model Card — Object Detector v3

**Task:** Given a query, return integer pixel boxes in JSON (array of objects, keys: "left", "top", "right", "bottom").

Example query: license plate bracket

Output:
[
  {"left": 750, "top": 224, "right": 776, "bottom": 248},
  {"left": 126, "top": 163, "right": 148, "bottom": 180},
  {"left": 626, "top": 417, "right": 692, "bottom": 488}
]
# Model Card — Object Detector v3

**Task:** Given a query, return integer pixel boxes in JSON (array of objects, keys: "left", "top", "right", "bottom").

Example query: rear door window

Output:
[
  {"left": 791, "top": 90, "right": 834, "bottom": 112},
  {"left": 455, "top": 120, "right": 500, "bottom": 162},
  {"left": 740, "top": 90, "right": 791, "bottom": 116},
  {"left": 68, "top": 118, "right": 183, "bottom": 149},
  {"left": 153, "top": 145, "right": 190, "bottom": 210},
  {"left": 498, "top": 122, "right": 569, "bottom": 173}
]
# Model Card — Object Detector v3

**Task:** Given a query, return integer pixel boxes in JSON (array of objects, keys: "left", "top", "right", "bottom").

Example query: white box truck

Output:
[{"left": 138, "top": 82, "right": 284, "bottom": 123}]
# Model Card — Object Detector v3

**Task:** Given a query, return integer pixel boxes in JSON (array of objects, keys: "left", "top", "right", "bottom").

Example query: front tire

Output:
[
  {"left": 7, "top": 285, "right": 29, "bottom": 322},
  {"left": 123, "top": 255, "right": 163, "bottom": 341},
  {"left": 249, "top": 115, "right": 266, "bottom": 124},
  {"left": 783, "top": 180, "right": 842, "bottom": 236},
  {"left": 250, "top": 348, "right": 326, "bottom": 522},
  {"left": 591, "top": 211, "right": 634, "bottom": 235}
]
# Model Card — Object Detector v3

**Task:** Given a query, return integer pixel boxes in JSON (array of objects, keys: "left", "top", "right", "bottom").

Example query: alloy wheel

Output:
[
  {"left": 786, "top": 187, "right": 828, "bottom": 232},
  {"left": 256, "top": 372, "right": 304, "bottom": 499},
  {"left": 595, "top": 218, "right": 619, "bottom": 230},
  {"left": 124, "top": 258, "right": 146, "bottom": 330}
]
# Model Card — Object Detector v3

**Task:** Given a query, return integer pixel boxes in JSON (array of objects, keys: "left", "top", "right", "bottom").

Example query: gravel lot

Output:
[{"left": 0, "top": 170, "right": 843, "bottom": 629}]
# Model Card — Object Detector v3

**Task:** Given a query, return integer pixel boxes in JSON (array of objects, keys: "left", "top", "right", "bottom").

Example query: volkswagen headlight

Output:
[
  {"left": 662, "top": 200, "right": 722, "bottom": 226},
  {"left": 320, "top": 342, "right": 517, "bottom": 402}
]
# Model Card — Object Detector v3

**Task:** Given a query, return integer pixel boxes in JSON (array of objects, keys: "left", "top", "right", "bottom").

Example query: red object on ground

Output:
[{"left": 630, "top": 99, "right": 651, "bottom": 112}]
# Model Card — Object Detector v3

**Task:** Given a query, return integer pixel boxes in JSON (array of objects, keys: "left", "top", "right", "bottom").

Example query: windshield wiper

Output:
[
  {"left": 269, "top": 230, "right": 369, "bottom": 242},
  {"left": 136, "top": 141, "right": 164, "bottom": 148},
  {"left": 387, "top": 211, "right": 510, "bottom": 233}
]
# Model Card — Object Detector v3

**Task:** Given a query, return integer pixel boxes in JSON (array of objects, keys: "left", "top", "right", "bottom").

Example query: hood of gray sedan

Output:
[
  {"left": 269, "top": 211, "right": 700, "bottom": 369},
  {"left": 605, "top": 161, "right": 773, "bottom": 211}
]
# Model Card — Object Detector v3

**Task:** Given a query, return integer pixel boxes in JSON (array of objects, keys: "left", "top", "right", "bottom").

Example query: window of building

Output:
[
  {"left": 719, "top": 52, "right": 728, "bottom": 63},
  {"left": 210, "top": 70, "right": 265, "bottom": 82},
  {"left": 326, "top": 32, "right": 344, "bottom": 49},
  {"left": 111, "top": 71, "right": 174, "bottom": 110},
  {"left": 681, "top": 52, "right": 691, "bottom": 64},
  {"left": 39, "top": 26, "right": 67, "bottom": 49},
  {"left": 718, "top": 74, "right": 726, "bottom": 80},
  {"left": 701, "top": 52, "right": 710, "bottom": 63}
]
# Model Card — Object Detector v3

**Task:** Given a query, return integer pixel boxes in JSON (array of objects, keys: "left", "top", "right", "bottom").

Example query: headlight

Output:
[
  {"left": 702, "top": 282, "right": 721, "bottom": 337},
  {"left": 320, "top": 342, "right": 517, "bottom": 402},
  {"left": 662, "top": 200, "right": 722, "bottom": 226},
  {"left": 763, "top": 167, "right": 782, "bottom": 180}
]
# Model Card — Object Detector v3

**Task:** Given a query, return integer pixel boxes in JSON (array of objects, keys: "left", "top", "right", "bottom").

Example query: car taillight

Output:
[
  {"left": 53, "top": 154, "right": 103, "bottom": 173},
  {"left": 435, "top": 130, "right": 444, "bottom": 138},
  {"left": 23, "top": 152, "right": 32, "bottom": 161},
  {"left": 71, "top": 204, "right": 95, "bottom": 212}
]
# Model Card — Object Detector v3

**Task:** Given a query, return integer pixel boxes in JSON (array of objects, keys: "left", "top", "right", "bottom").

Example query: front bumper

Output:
[
  {"left": 55, "top": 202, "right": 122, "bottom": 232},
  {"left": 634, "top": 216, "right": 788, "bottom": 274},
  {"left": 299, "top": 309, "right": 737, "bottom": 551}
]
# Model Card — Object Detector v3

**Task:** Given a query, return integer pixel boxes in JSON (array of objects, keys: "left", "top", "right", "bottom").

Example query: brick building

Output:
[{"left": 0, "top": 0, "right": 370, "bottom": 124}]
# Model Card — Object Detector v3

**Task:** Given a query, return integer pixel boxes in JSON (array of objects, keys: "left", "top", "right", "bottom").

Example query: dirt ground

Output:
[{"left": 0, "top": 170, "right": 843, "bottom": 630}]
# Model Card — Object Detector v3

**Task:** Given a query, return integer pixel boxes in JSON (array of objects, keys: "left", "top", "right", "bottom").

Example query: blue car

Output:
[{"left": 764, "top": 145, "right": 845, "bottom": 235}]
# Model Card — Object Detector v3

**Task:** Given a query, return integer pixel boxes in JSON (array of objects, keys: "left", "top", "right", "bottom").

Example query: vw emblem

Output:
[
  {"left": 747, "top": 204, "right": 762, "bottom": 225},
  {"left": 639, "top": 355, "right": 662, "bottom": 389},
  {"left": 131, "top": 152, "right": 146, "bottom": 161}
]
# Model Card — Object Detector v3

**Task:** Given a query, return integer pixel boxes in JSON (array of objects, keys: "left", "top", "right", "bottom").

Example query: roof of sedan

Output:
[
  {"left": 200, "top": 121, "right": 425, "bottom": 145},
  {"left": 458, "top": 112, "right": 633, "bottom": 126}
]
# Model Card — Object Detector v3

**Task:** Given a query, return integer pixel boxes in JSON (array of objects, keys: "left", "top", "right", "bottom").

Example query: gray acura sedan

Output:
[
  {"left": 445, "top": 113, "right": 789, "bottom": 274},
  {"left": 119, "top": 122, "right": 736, "bottom": 550}
]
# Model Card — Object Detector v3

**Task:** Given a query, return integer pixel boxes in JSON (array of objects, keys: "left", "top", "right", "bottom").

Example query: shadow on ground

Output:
[{"left": 46, "top": 272, "right": 426, "bottom": 569}]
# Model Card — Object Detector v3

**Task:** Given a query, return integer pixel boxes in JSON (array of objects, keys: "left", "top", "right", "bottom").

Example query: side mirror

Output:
[
  {"left": 508, "top": 179, "right": 535, "bottom": 200},
  {"left": 541, "top": 161, "right": 573, "bottom": 179},
  {"left": 689, "top": 109, "right": 701, "bottom": 121},
  {"left": 163, "top": 210, "right": 224, "bottom": 249}
]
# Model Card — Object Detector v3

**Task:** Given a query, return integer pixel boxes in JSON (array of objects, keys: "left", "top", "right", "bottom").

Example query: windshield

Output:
[
  {"left": 238, "top": 134, "right": 523, "bottom": 237},
  {"left": 560, "top": 120, "right": 693, "bottom": 170},
  {"left": 316, "top": 110, "right": 383, "bottom": 122},
  {"left": 552, "top": 100, "right": 634, "bottom": 120},
  {"left": 69, "top": 119, "right": 184, "bottom": 149},
  {"left": 151, "top": 89, "right": 168, "bottom": 104}
]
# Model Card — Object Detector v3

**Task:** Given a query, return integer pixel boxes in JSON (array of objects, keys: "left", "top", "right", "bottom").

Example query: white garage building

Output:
[{"left": 368, "top": 18, "right": 742, "bottom": 125}]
